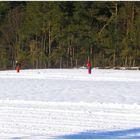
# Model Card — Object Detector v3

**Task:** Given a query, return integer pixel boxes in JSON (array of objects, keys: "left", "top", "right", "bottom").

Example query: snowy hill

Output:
[{"left": 0, "top": 69, "right": 140, "bottom": 139}]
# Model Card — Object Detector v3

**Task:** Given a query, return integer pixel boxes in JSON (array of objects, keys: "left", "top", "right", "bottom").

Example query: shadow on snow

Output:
[
  {"left": 10, "top": 128, "right": 140, "bottom": 139},
  {"left": 54, "top": 128, "right": 140, "bottom": 139}
]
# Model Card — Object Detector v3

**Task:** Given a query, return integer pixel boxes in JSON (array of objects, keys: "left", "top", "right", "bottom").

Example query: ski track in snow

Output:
[
  {"left": 0, "top": 100, "right": 140, "bottom": 139},
  {"left": 0, "top": 69, "right": 140, "bottom": 139}
]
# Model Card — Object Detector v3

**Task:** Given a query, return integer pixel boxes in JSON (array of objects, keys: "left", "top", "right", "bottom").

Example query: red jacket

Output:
[{"left": 87, "top": 62, "right": 91, "bottom": 68}]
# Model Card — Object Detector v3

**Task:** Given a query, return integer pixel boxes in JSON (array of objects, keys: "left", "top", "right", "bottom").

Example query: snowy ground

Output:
[{"left": 0, "top": 68, "right": 140, "bottom": 139}]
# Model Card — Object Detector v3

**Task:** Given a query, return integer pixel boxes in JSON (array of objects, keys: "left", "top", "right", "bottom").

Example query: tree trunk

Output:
[
  {"left": 48, "top": 27, "right": 51, "bottom": 54},
  {"left": 125, "top": 56, "right": 128, "bottom": 67},
  {"left": 70, "top": 57, "right": 73, "bottom": 68},
  {"left": 114, "top": 2, "right": 118, "bottom": 67},
  {"left": 76, "top": 59, "right": 78, "bottom": 68},
  {"left": 44, "top": 33, "right": 47, "bottom": 54},
  {"left": 113, "top": 52, "right": 116, "bottom": 67},
  {"left": 60, "top": 57, "right": 62, "bottom": 69},
  {"left": 132, "top": 59, "right": 135, "bottom": 67}
]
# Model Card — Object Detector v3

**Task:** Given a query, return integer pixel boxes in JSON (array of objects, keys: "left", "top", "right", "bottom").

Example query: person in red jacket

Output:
[
  {"left": 87, "top": 61, "right": 91, "bottom": 74},
  {"left": 15, "top": 61, "right": 21, "bottom": 73}
]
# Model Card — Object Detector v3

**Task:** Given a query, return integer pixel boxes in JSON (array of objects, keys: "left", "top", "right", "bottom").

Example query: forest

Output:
[{"left": 0, "top": 1, "right": 140, "bottom": 69}]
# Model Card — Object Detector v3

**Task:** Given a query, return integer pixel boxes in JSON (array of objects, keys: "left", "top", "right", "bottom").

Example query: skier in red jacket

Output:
[{"left": 87, "top": 61, "right": 91, "bottom": 74}]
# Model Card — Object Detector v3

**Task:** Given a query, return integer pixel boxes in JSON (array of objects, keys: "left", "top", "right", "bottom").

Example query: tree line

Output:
[{"left": 0, "top": 1, "right": 140, "bottom": 69}]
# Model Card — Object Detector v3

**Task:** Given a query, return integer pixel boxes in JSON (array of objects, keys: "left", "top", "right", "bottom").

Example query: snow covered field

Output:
[{"left": 0, "top": 68, "right": 140, "bottom": 139}]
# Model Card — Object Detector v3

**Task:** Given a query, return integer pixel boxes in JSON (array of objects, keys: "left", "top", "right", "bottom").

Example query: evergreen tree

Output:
[{"left": 0, "top": 1, "right": 139, "bottom": 69}]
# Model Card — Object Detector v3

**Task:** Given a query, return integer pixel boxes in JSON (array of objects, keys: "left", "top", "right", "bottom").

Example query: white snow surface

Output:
[{"left": 0, "top": 68, "right": 140, "bottom": 139}]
